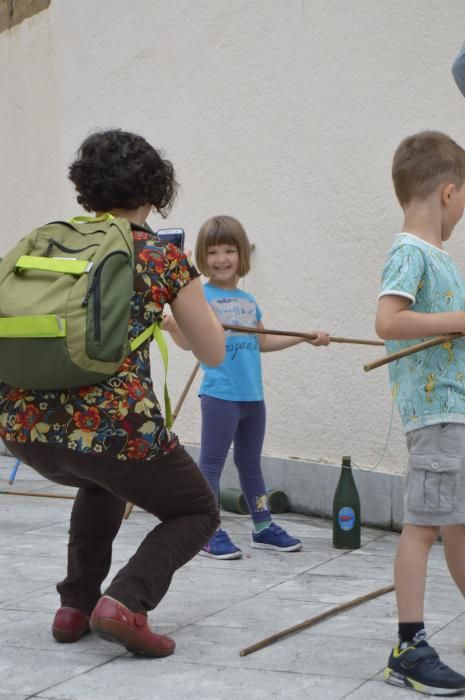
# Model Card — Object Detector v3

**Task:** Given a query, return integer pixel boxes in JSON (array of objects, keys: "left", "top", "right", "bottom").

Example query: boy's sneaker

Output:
[
  {"left": 251, "top": 522, "right": 302, "bottom": 552},
  {"left": 384, "top": 640, "right": 465, "bottom": 696},
  {"left": 199, "top": 529, "right": 242, "bottom": 560}
]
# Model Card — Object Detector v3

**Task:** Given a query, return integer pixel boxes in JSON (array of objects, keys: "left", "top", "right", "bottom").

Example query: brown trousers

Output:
[{"left": 6, "top": 440, "right": 219, "bottom": 614}]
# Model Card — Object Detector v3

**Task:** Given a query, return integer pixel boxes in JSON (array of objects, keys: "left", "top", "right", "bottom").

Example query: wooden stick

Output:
[
  {"left": 123, "top": 362, "right": 201, "bottom": 520},
  {"left": 171, "top": 362, "right": 200, "bottom": 422},
  {"left": 364, "top": 333, "right": 463, "bottom": 372},
  {"left": 0, "top": 489, "right": 75, "bottom": 499},
  {"left": 239, "top": 583, "right": 394, "bottom": 657},
  {"left": 222, "top": 324, "right": 384, "bottom": 347},
  {"left": 123, "top": 500, "right": 136, "bottom": 519}
]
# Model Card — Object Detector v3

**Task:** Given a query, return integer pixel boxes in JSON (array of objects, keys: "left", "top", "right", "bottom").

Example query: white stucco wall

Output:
[{"left": 1, "top": 0, "right": 465, "bottom": 473}]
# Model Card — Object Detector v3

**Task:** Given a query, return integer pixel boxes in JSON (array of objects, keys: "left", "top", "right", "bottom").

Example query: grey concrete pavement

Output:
[{"left": 1, "top": 459, "right": 464, "bottom": 700}]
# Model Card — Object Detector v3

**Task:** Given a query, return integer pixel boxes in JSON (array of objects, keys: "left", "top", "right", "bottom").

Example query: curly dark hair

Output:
[{"left": 69, "top": 129, "right": 177, "bottom": 216}]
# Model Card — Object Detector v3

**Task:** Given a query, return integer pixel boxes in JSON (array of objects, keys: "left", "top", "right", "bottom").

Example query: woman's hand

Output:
[
  {"left": 306, "top": 331, "right": 330, "bottom": 346},
  {"left": 160, "top": 313, "right": 177, "bottom": 333}
]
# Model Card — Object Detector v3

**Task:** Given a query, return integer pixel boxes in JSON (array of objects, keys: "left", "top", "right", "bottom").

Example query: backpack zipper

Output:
[
  {"left": 45, "top": 239, "right": 99, "bottom": 257},
  {"left": 81, "top": 251, "right": 131, "bottom": 343}
]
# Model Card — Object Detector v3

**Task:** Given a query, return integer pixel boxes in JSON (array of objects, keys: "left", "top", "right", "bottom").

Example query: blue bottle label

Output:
[{"left": 338, "top": 506, "right": 355, "bottom": 531}]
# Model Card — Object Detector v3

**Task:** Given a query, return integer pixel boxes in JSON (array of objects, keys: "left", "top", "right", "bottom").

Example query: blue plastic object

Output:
[{"left": 8, "top": 459, "right": 20, "bottom": 484}]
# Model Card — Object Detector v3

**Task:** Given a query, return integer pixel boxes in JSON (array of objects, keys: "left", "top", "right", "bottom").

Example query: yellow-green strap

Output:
[
  {"left": 68, "top": 213, "right": 115, "bottom": 223},
  {"left": 130, "top": 323, "right": 172, "bottom": 428},
  {"left": 154, "top": 324, "right": 172, "bottom": 429},
  {"left": 0, "top": 315, "right": 66, "bottom": 338},
  {"left": 130, "top": 323, "right": 157, "bottom": 353},
  {"left": 15, "top": 256, "right": 92, "bottom": 276}
]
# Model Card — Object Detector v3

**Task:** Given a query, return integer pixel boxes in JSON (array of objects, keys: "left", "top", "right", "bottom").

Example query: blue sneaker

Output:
[
  {"left": 384, "top": 640, "right": 465, "bottom": 696},
  {"left": 252, "top": 522, "right": 302, "bottom": 552},
  {"left": 199, "top": 529, "right": 242, "bottom": 560}
]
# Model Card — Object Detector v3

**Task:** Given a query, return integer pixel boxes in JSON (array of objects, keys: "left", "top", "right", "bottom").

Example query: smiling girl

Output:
[{"left": 162, "top": 215, "right": 330, "bottom": 559}]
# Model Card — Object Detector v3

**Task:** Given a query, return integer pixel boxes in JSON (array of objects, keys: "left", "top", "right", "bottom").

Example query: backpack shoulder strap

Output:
[
  {"left": 130, "top": 322, "right": 172, "bottom": 429},
  {"left": 68, "top": 213, "right": 134, "bottom": 258},
  {"left": 67, "top": 214, "right": 172, "bottom": 428}
]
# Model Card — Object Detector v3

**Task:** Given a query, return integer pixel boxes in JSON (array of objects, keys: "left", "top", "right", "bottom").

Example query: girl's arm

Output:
[
  {"left": 256, "top": 320, "right": 330, "bottom": 352},
  {"left": 169, "top": 278, "right": 225, "bottom": 366},
  {"left": 375, "top": 294, "right": 465, "bottom": 340}
]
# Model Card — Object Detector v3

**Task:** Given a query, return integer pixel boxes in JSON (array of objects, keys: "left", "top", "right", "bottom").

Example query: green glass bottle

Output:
[{"left": 332, "top": 456, "right": 361, "bottom": 549}]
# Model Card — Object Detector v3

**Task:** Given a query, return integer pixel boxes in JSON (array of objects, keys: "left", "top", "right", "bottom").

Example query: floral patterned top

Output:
[{"left": 0, "top": 228, "right": 198, "bottom": 460}]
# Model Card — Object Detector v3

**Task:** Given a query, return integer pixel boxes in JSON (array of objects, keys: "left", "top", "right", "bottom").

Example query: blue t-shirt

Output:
[
  {"left": 379, "top": 232, "right": 465, "bottom": 432},
  {"left": 199, "top": 283, "right": 264, "bottom": 401}
]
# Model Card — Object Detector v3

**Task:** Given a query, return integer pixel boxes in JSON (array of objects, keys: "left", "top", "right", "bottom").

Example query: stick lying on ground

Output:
[
  {"left": 239, "top": 583, "right": 395, "bottom": 657},
  {"left": 364, "top": 333, "right": 463, "bottom": 372},
  {"left": 222, "top": 324, "right": 384, "bottom": 347},
  {"left": 123, "top": 361, "right": 201, "bottom": 520},
  {"left": 0, "top": 489, "right": 75, "bottom": 499}
]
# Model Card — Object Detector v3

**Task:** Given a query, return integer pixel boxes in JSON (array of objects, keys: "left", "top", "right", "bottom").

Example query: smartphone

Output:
[{"left": 156, "top": 228, "right": 185, "bottom": 250}]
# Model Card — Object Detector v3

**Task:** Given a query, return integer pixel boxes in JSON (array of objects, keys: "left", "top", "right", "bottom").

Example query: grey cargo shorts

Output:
[{"left": 404, "top": 422, "right": 465, "bottom": 526}]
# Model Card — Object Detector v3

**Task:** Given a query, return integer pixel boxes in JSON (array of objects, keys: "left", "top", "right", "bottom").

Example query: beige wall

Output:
[{"left": 1, "top": 0, "right": 465, "bottom": 473}]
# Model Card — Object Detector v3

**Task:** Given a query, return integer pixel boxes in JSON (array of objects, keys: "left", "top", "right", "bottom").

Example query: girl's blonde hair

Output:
[{"left": 195, "top": 215, "right": 251, "bottom": 278}]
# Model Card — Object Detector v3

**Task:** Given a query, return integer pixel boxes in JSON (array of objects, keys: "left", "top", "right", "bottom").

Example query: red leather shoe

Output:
[
  {"left": 90, "top": 595, "right": 175, "bottom": 658},
  {"left": 52, "top": 607, "right": 91, "bottom": 643}
]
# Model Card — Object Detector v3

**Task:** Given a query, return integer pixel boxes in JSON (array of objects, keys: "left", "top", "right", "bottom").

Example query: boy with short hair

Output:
[{"left": 376, "top": 131, "right": 465, "bottom": 695}]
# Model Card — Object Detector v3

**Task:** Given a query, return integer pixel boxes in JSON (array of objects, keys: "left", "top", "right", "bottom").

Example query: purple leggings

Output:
[{"left": 199, "top": 395, "right": 270, "bottom": 524}]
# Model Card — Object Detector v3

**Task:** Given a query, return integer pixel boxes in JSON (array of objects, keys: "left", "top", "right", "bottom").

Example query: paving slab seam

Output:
[
  {"left": 339, "top": 677, "right": 381, "bottom": 700},
  {"left": 162, "top": 594, "right": 265, "bottom": 634},
  {"left": 428, "top": 608, "right": 465, "bottom": 642},
  {"left": 246, "top": 549, "right": 388, "bottom": 594},
  {"left": 0, "top": 640, "right": 128, "bottom": 659},
  {"left": 1, "top": 519, "right": 70, "bottom": 532},
  {"left": 0, "top": 578, "right": 56, "bottom": 587},
  {"left": 155, "top": 655, "right": 371, "bottom": 681},
  {"left": 27, "top": 696, "right": 69, "bottom": 700},
  {"left": 0, "top": 582, "right": 50, "bottom": 597},
  {"left": 187, "top": 549, "right": 350, "bottom": 578},
  {"left": 308, "top": 569, "right": 393, "bottom": 583},
  {"left": 304, "top": 548, "right": 376, "bottom": 572},
  {"left": 20, "top": 653, "right": 124, "bottom": 699},
  {"left": 0, "top": 551, "right": 74, "bottom": 560},
  {"left": 17, "top": 520, "right": 70, "bottom": 530}
]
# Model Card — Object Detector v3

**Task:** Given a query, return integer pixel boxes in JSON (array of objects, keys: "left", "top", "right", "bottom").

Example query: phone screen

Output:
[{"left": 156, "top": 228, "right": 185, "bottom": 250}]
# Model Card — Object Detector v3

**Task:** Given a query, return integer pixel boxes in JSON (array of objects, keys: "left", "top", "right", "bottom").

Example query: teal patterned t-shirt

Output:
[{"left": 380, "top": 233, "right": 465, "bottom": 432}]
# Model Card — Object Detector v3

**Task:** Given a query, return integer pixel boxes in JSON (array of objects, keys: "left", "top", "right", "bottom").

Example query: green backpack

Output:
[{"left": 0, "top": 214, "right": 171, "bottom": 422}]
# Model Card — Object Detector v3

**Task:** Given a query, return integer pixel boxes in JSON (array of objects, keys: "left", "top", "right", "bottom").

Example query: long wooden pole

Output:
[
  {"left": 222, "top": 324, "right": 384, "bottom": 347},
  {"left": 123, "top": 362, "right": 201, "bottom": 520},
  {"left": 171, "top": 362, "right": 200, "bottom": 422},
  {"left": 364, "top": 333, "right": 462, "bottom": 372},
  {"left": 239, "top": 583, "right": 394, "bottom": 657}
]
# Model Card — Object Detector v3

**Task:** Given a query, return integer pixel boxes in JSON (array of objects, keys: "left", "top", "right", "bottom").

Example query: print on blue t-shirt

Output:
[{"left": 199, "top": 283, "right": 264, "bottom": 402}]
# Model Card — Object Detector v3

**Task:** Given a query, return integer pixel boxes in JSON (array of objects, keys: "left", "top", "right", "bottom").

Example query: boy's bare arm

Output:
[{"left": 376, "top": 295, "right": 465, "bottom": 340}]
